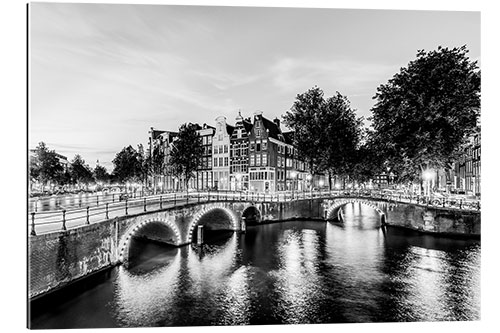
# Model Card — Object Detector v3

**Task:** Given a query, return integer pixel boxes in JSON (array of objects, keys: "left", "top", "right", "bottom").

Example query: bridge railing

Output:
[{"left": 28, "top": 189, "right": 480, "bottom": 236}]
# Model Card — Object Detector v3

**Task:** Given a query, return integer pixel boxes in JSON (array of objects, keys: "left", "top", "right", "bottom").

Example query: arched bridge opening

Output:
[
  {"left": 118, "top": 219, "right": 181, "bottom": 267},
  {"left": 242, "top": 206, "right": 261, "bottom": 226},
  {"left": 188, "top": 205, "right": 239, "bottom": 244},
  {"left": 325, "top": 199, "right": 386, "bottom": 227}
]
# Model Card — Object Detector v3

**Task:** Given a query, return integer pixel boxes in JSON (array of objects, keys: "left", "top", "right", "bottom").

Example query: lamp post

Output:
[{"left": 422, "top": 169, "right": 433, "bottom": 197}]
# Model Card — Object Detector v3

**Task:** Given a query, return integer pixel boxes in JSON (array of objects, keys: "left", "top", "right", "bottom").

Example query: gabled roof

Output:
[
  {"left": 226, "top": 124, "right": 235, "bottom": 136},
  {"left": 261, "top": 116, "right": 284, "bottom": 141},
  {"left": 242, "top": 119, "right": 253, "bottom": 133}
]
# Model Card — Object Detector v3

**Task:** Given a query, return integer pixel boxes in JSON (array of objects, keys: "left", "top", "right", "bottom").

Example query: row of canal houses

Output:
[{"left": 149, "top": 111, "right": 322, "bottom": 193}]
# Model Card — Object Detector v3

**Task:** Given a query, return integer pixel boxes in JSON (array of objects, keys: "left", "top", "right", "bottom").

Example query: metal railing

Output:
[{"left": 27, "top": 189, "right": 480, "bottom": 236}]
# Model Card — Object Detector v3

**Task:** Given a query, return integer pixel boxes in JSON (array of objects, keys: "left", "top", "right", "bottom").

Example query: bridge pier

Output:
[
  {"left": 241, "top": 217, "right": 246, "bottom": 233},
  {"left": 197, "top": 225, "right": 204, "bottom": 245}
]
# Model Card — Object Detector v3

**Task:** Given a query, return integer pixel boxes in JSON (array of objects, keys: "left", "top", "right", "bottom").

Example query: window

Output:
[
  {"left": 214, "top": 158, "right": 218, "bottom": 167},
  {"left": 262, "top": 154, "right": 267, "bottom": 166},
  {"left": 219, "top": 157, "right": 223, "bottom": 167},
  {"left": 224, "top": 157, "right": 228, "bottom": 166},
  {"left": 262, "top": 140, "right": 267, "bottom": 150},
  {"left": 255, "top": 121, "right": 260, "bottom": 128},
  {"left": 250, "top": 142, "right": 255, "bottom": 151},
  {"left": 256, "top": 154, "right": 261, "bottom": 166},
  {"left": 250, "top": 155, "right": 255, "bottom": 166},
  {"left": 256, "top": 143, "right": 261, "bottom": 152},
  {"left": 277, "top": 156, "right": 281, "bottom": 167},
  {"left": 256, "top": 129, "right": 261, "bottom": 137},
  {"left": 208, "top": 158, "right": 212, "bottom": 168},
  {"left": 207, "top": 136, "right": 212, "bottom": 144},
  {"left": 224, "top": 145, "right": 228, "bottom": 154}
]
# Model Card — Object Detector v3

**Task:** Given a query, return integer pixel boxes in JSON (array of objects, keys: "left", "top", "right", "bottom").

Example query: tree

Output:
[
  {"left": 283, "top": 86, "right": 326, "bottom": 175},
  {"left": 369, "top": 46, "right": 480, "bottom": 183},
  {"left": 93, "top": 164, "right": 110, "bottom": 184},
  {"left": 169, "top": 123, "right": 203, "bottom": 193},
  {"left": 70, "top": 155, "right": 94, "bottom": 188},
  {"left": 112, "top": 145, "right": 143, "bottom": 183},
  {"left": 283, "top": 87, "right": 364, "bottom": 188},
  {"left": 319, "top": 92, "right": 364, "bottom": 188},
  {"left": 30, "top": 142, "right": 64, "bottom": 191}
]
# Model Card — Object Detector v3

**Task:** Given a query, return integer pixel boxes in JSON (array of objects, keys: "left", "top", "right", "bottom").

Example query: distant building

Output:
[
  {"left": 248, "top": 112, "right": 292, "bottom": 192},
  {"left": 229, "top": 112, "right": 252, "bottom": 191},
  {"left": 149, "top": 128, "right": 178, "bottom": 191},
  {"left": 195, "top": 123, "right": 216, "bottom": 190},
  {"left": 212, "top": 116, "right": 234, "bottom": 190},
  {"left": 453, "top": 130, "right": 481, "bottom": 196}
]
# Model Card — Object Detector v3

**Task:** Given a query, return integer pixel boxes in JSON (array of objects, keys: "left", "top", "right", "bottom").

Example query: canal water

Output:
[{"left": 30, "top": 203, "right": 480, "bottom": 328}]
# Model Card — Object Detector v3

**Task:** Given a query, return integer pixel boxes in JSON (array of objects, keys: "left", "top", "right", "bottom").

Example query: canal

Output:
[{"left": 29, "top": 203, "right": 480, "bottom": 328}]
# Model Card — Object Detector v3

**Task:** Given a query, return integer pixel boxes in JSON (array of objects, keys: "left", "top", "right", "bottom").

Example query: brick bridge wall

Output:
[{"left": 28, "top": 197, "right": 480, "bottom": 298}]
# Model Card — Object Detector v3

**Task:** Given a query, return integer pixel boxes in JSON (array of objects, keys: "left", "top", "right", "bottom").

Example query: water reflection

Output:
[
  {"left": 272, "top": 228, "right": 323, "bottom": 324},
  {"left": 114, "top": 248, "right": 181, "bottom": 327}
]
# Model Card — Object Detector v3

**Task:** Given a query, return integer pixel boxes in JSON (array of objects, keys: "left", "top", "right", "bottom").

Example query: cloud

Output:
[{"left": 270, "top": 57, "right": 397, "bottom": 94}]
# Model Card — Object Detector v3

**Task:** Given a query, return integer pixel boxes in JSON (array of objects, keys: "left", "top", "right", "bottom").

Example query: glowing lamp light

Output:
[
  {"left": 291, "top": 171, "right": 297, "bottom": 179},
  {"left": 423, "top": 170, "right": 433, "bottom": 181},
  {"left": 319, "top": 180, "right": 324, "bottom": 187},
  {"left": 307, "top": 174, "right": 312, "bottom": 181}
]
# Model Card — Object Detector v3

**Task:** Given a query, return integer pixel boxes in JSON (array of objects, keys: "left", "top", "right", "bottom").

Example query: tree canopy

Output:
[
  {"left": 169, "top": 123, "right": 203, "bottom": 191},
  {"left": 112, "top": 145, "right": 143, "bottom": 183},
  {"left": 70, "top": 154, "right": 93, "bottom": 186},
  {"left": 30, "top": 142, "right": 64, "bottom": 189},
  {"left": 369, "top": 45, "right": 480, "bottom": 180},
  {"left": 283, "top": 87, "right": 364, "bottom": 186}
]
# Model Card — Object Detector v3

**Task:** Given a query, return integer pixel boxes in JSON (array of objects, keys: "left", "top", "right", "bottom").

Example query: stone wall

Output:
[
  {"left": 385, "top": 203, "right": 480, "bottom": 236},
  {"left": 29, "top": 219, "right": 118, "bottom": 298}
]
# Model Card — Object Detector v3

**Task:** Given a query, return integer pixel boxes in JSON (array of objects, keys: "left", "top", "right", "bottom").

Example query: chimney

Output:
[{"left": 273, "top": 117, "right": 280, "bottom": 128}]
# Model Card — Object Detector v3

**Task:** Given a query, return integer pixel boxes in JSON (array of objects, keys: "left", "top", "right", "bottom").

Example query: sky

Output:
[{"left": 29, "top": 1, "right": 480, "bottom": 171}]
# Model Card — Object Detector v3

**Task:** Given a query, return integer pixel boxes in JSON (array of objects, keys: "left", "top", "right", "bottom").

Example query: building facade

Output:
[
  {"left": 212, "top": 116, "right": 234, "bottom": 190},
  {"left": 195, "top": 123, "right": 215, "bottom": 190},
  {"left": 229, "top": 113, "right": 252, "bottom": 191}
]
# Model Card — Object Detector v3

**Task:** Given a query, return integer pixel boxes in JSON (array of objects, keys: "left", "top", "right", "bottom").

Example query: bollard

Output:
[
  {"left": 86, "top": 206, "right": 90, "bottom": 224},
  {"left": 160, "top": 196, "right": 163, "bottom": 209},
  {"left": 174, "top": 193, "right": 177, "bottom": 206},
  {"left": 106, "top": 203, "right": 109, "bottom": 219},
  {"left": 143, "top": 197, "right": 147, "bottom": 212},
  {"left": 30, "top": 212, "right": 36, "bottom": 236},
  {"left": 61, "top": 210, "right": 67, "bottom": 231},
  {"left": 197, "top": 225, "right": 204, "bottom": 245},
  {"left": 125, "top": 200, "right": 128, "bottom": 215},
  {"left": 96, "top": 195, "right": 99, "bottom": 206}
]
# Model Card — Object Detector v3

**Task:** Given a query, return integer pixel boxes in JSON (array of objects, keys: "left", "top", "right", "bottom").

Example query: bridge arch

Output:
[
  {"left": 118, "top": 218, "right": 181, "bottom": 264},
  {"left": 187, "top": 204, "right": 239, "bottom": 243},
  {"left": 241, "top": 205, "right": 262, "bottom": 225},
  {"left": 325, "top": 199, "right": 386, "bottom": 225}
]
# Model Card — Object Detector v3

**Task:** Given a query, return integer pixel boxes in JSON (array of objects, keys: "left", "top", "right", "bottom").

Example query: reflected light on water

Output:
[
  {"left": 272, "top": 228, "right": 322, "bottom": 324},
  {"left": 114, "top": 249, "right": 182, "bottom": 327}
]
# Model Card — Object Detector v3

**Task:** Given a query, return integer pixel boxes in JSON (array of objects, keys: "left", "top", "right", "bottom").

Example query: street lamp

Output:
[{"left": 422, "top": 169, "right": 433, "bottom": 196}]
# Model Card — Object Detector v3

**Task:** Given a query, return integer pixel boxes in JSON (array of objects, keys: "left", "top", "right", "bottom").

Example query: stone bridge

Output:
[{"left": 29, "top": 196, "right": 480, "bottom": 299}]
